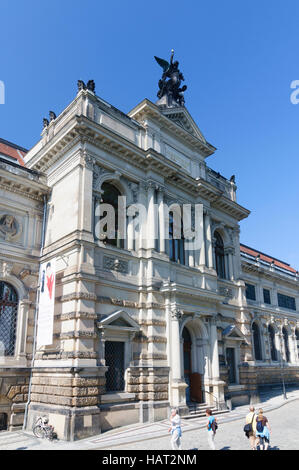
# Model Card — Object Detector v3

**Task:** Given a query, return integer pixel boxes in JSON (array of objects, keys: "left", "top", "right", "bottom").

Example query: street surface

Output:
[{"left": 0, "top": 390, "right": 298, "bottom": 450}]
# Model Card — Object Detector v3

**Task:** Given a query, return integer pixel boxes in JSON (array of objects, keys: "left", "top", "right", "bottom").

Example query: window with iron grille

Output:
[
  {"left": 277, "top": 293, "right": 296, "bottom": 311},
  {"left": 0, "top": 281, "right": 18, "bottom": 356},
  {"left": 263, "top": 289, "right": 271, "bottom": 304},
  {"left": 245, "top": 283, "right": 256, "bottom": 301},
  {"left": 105, "top": 341, "right": 125, "bottom": 392}
]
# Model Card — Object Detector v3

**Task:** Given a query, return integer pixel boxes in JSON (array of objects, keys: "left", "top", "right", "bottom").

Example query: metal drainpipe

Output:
[{"left": 23, "top": 194, "right": 48, "bottom": 430}]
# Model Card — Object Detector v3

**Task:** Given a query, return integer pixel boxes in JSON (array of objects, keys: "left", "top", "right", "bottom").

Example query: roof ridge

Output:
[{"left": 0, "top": 137, "right": 28, "bottom": 153}]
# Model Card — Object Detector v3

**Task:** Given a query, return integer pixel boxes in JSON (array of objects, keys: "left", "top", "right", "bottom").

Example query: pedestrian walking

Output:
[
  {"left": 244, "top": 406, "right": 258, "bottom": 450},
  {"left": 206, "top": 408, "right": 217, "bottom": 450},
  {"left": 168, "top": 408, "right": 182, "bottom": 450},
  {"left": 255, "top": 408, "right": 272, "bottom": 450}
]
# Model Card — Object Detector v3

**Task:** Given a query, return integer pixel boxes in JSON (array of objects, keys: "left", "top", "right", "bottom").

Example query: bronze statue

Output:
[{"left": 154, "top": 50, "right": 187, "bottom": 107}]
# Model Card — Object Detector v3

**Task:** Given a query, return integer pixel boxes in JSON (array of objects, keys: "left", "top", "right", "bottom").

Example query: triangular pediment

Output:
[
  {"left": 128, "top": 99, "right": 216, "bottom": 157},
  {"left": 160, "top": 106, "right": 206, "bottom": 142},
  {"left": 222, "top": 324, "right": 245, "bottom": 340},
  {"left": 98, "top": 310, "right": 140, "bottom": 331}
]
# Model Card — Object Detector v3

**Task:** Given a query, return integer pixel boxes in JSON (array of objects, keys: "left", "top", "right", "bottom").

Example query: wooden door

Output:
[{"left": 190, "top": 373, "right": 203, "bottom": 402}]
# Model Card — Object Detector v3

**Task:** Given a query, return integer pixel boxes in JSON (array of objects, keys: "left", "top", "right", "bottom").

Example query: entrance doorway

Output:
[
  {"left": 226, "top": 347, "right": 236, "bottom": 384},
  {"left": 105, "top": 341, "right": 125, "bottom": 392},
  {"left": 183, "top": 327, "right": 203, "bottom": 403}
]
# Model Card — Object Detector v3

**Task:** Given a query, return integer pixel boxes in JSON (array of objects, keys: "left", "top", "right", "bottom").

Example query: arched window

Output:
[
  {"left": 282, "top": 327, "right": 290, "bottom": 362},
  {"left": 252, "top": 322, "right": 262, "bottom": 361},
  {"left": 0, "top": 282, "right": 18, "bottom": 356},
  {"left": 268, "top": 325, "right": 277, "bottom": 361},
  {"left": 169, "top": 212, "right": 185, "bottom": 264},
  {"left": 100, "top": 182, "right": 124, "bottom": 249},
  {"left": 214, "top": 232, "right": 225, "bottom": 279}
]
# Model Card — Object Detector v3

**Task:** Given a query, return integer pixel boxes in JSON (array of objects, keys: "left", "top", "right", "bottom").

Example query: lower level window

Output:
[
  {"left": 105, "top": 341, "right": 125, "bottom": 392},
  {"left": 0, "top": 282, "right": 18, "bottom": 356}
]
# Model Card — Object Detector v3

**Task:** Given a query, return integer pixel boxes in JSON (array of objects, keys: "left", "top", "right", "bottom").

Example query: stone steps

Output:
[{"left": 185, "top": 403, "right": 230, "bottom": 420}]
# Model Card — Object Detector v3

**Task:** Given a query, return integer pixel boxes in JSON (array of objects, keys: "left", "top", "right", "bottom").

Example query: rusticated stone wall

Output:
[
  {"left": 255, "top": 366, "right": 299, "bottom": 386},
  {"left": 30, "top": 368, "right": 105, "bottom": 407},
  {"left": 239, "top": 365, "right": 299, "bottom": 390},
  {"left": 127, "top": 366, "right": 169, "bottom": 401},
  {"left": 0, "top": 368, "right": 30, "bottom": 430}
]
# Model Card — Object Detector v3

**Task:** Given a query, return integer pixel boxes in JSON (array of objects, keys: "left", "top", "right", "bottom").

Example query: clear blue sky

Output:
[{"left": 1, "top": 0, "right": 299, "bottom": 269}]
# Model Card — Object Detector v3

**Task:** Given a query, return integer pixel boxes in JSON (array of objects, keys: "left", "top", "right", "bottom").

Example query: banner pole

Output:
[{"left": 23, "top": 194, "right": 48, "bottom": 431}]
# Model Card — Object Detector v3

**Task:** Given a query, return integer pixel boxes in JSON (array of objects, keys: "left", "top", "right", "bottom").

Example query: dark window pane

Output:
[
  {"left": 245, "top": 283, "right": 256, "bottom": 301},
  {"left": 252, "top": 322, "right": 262, "bottom": 360},
  {"left": 268, "top": 325, "right": 277, "bottom": 361},
  {"left": 169, "top": 212, "right": 185, "bottom": 264},
  {"left": 263, "top": 289, "right": 271, "bottom": 304},
  {"left": 277, "top": 293, "right": 296, "bottom": 311},
  {"left": 100, "top": 182, "right": 124, "bottom": 249},
  {"left": 215, "top": 232, "right": 226, "bottom": 279}
]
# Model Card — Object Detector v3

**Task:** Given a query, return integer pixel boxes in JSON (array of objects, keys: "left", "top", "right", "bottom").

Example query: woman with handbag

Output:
[{"left": 244, "top": 406, "right": 258, "bottom": 450}]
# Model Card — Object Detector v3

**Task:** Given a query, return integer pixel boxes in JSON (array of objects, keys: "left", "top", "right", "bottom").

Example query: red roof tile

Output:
[
  {"left": 240, "top": 244, "right": 297, "bottom": 274},
  {"left": 0, "top": 138, "right": 27, "bottom": 166}
]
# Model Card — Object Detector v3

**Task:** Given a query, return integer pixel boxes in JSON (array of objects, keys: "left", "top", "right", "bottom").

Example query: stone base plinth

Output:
[{"left": 27, "top": 402, "right": 101, "bottom": 440}]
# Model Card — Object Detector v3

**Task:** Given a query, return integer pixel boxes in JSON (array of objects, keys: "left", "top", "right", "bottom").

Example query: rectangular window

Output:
[
  {"left": 245, "top": 283, "right": 256, "bottom": 301},
  {"left": 277, "top": 293, "right": 296, "bottom": 311},
  {"left": 263, "top": 289, "right": 271, "bottom": 304}
]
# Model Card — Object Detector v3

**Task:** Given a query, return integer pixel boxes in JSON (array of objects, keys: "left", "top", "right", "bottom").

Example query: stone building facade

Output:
[{"left": 0, "top": 83, "right": 298, "bottom": 439}]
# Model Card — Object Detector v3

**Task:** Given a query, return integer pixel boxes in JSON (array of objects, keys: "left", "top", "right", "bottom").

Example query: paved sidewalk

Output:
[{"left": 0, "top": 387, "right": 298, "bottom": 450}]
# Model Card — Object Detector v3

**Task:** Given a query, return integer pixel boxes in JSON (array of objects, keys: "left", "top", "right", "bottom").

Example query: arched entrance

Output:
[{"left": 182, "top": 321, "right": 207, "bottom": 404}]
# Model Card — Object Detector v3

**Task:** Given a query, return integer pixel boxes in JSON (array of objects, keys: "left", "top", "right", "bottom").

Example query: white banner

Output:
[{"left": 36, "top": 258, "right": 56, "bottom": 348}]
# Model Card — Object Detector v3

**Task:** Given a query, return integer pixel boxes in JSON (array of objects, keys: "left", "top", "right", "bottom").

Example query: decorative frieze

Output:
[
  {"left": 218, "top": 286, "right": 233, "bottom": 299},
  {"left": 103, "top": 256, "right": 129, "bottom": 273}
]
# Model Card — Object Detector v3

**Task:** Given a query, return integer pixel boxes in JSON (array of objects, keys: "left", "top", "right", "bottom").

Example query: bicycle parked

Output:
[{"left": 33, "top": 416, "right": 57, "bottom": 440}]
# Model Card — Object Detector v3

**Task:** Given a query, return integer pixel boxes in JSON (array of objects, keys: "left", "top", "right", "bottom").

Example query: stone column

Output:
[
  {"left": 228, "top": 250, "right": 234, "bottom": 281},
  {"left": 290, "top": 328, "right": 297, "bottom": 364},
  {"left": 205, "top": 210, "right": 213, "bottom": 268},
  {"left": 170, "top": 309, "right": 188, "bottom": 409},
  {"left": 199, "top": 215, "right": 206, "bottom": 266},
  {"left": 210, "top": 317, "right": 226, "bottom": 409},
  {"left": 127, "top": 211, "right": 134, "bottom": 250},
  {"left": 15, "top": 299, "right": 30, "bottom": 361},
  {"left": 147, "top": 182, "right": 157, "bottom": 250},
  {"left": 94, "top": 194, "right": 102, "bottom": 240},
  {"left": 138, "top": 183, "right": 148, "bottom": 251},
  {"left": 210, "top": 318, "right": 220, "bottom": 381},
  {"left": 157, "top": 187, "right": 165, "bottom": 253}
]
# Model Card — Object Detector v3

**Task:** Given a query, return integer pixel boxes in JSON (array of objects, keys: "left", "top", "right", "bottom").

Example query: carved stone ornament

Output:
[
  {"left": 218, "top": 286, "right": 233, "bottom": 299},
  {"left": 171, "top": 308, "right": 183, "bottom": 320},
  {"left": 103, "top": 256, "right": 128, "bottom": 274},
  {"left": 0, "top": 261, "right": 13, "bottom": 278},
  {"left": 0, "top": 214, "right": 22, "bottom": 241}
]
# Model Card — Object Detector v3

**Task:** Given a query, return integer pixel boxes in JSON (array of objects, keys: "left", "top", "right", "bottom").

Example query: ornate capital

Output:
[
  {"left": 171, "top": 308, "right": 183, "bottom": 321},
  {"left": 82, "top": 153, "right": 96, "bottom": 170}
]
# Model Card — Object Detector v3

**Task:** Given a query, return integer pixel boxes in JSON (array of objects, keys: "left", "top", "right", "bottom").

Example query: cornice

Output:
[
  {"left": 26, "top": 114, "right": 249, "bottom": 221},
  {"left": 241, "top": 258, "right": 299, "bottom": 287},
  {"left": 0, "top": 166, "right": 49, "bottom": 202}
]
